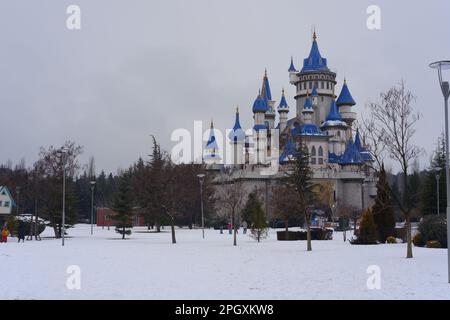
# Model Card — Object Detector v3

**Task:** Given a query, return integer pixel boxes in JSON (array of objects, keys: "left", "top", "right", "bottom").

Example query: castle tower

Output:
[
  {"left": 288, "top": 56, "right": 298, "bottom": 83},
  {"left": 277, "top": 89, "right": 289, "bottom": 132},
  {"left": 252, "top": 91, "right": 269, "bottom": 164},
  {"left": 228, "top": 107, "right": 246, "bottom": 166},
  {"left": 289, "top": 31, "right": 337, "bottom": 125},
  {"left": 336, "top": 79, "right": 357, "bottom": 139},
  {"left": 302, "top": 93, "right": 314, "bottom": 125},
  {"left": 203, "top": 120, "right": 221, "bottom": 165},
  {"left": 261, "top": 69, "right": 276, "bottom": 129},
  {"left": 320, "top": 100, "right": 347, "bottom": 156}
]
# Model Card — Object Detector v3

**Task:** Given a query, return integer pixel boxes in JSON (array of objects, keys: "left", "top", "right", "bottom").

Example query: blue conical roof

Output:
[
  {"left": 326, "top": 100, "right": 342, "bottom": 121},
  {"left": 261, "top": 70, "right": 272, "bottom": 102},
  {"left": 206, "top": 121, "right": 219, "bottom": 150},
  {"left": 336, "top": 80, "right": 356, "bottom": 106},
  {"left": 354, "top": 130, "right": 363, "bottom": 150},
  {"left": 278, "top": 89, "right": 289, "bottom": 110},
  {"left": 279, "top": 137, "right": 298, "bottom": 163},
  {"left": 228, "top": 108, "right": 246, "bottom": 142},
  {"left": 339, "top": 139, "right": 363, "bottom": 165},
  {"left": 252, "top": 92, "right": 269, "bottom": 113},
  {"left": 288, "top": 56, "right": 297, "bottom": 72},
  {"left": 311, "top": 87, "right": 318, "bottom": 97},
  {"left": 301, "top": 33, "right": 329, "bottom": 73}
]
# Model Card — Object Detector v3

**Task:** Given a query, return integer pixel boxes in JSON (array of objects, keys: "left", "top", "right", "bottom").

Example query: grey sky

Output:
[{"left": 0, "top": 0, "right": 449, "bottom": 174}]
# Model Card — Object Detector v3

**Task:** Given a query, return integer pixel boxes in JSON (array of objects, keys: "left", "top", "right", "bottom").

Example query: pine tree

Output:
[
  {"left": 249, "top": 199, "right": 268, "bottom": 243},
  {"left": 242, "top": 191, "right": 259, "bottom": 226},
  {"left": 285, "top": 135, "right": 315, "bottom": 251},
  {"left": 421, "top": 135, "right": 447, "bottom": 215},
  {"left": 373, "top": 164, "right": 396, "bottom": 243},
  {"left": 113, "top": 171, "right": 134, "bottom": 239},
  {"left": 354, "top": 208, "right": 378, "bottom": 245}
]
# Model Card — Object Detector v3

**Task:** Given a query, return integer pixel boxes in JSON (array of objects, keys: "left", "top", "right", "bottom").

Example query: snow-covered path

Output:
[{"left": 0, "top": 224, "right": 448, "bottom": 300}]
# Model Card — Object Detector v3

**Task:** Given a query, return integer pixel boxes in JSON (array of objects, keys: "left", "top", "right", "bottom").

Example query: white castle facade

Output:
[{"left": 204, "top": 32, "right": 377, "bottom": 219}]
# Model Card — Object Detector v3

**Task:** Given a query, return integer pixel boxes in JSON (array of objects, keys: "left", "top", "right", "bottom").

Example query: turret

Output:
[
  {"left": 288, "top": 56, "right": 298, "bottom": 84},
  {"left": 336, "top": 79, "right": 357, "bottom": 130},
  {"left": 228, "top": 107, "right": 246, "bottom": 166},
  {"left": 204, "top": 120, "right": 221, "bottom": 164},
  {"left": 321, "top": 100, "right": 347, "bottom": 156},
  {"left": 261, "top": 69, "right": 276, "bottom": 129},
  {"left": 277, "top": 89, "right": 289, "bottom": 132},
  {"left": 302, "top": 93, "right": 314, "bottom": 125}
]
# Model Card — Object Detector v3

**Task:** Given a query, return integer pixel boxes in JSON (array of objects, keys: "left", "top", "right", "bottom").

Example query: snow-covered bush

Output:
[
  {"left": 426, "top": 240, "right": 442, "bottom": 249},
  {"left": 386, "top": 236, "right": 396, "bottom": 244},
  {"left": 419, "top": 216, "right": 447, "bottom": 248}
]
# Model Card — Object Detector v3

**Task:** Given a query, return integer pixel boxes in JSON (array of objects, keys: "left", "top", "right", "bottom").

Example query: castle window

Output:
[
  {"left": 318, "top": 158, "right": 324, "bottom": 165},
  {"left": 321, "top": 81, "right": 324, "bottom": 89},
  {"left": 309, "top": 82, "right": 313, "bottom": 89},
  {"left": 314, "top": 81, "right": 318, "bottom": 89},
  {"left": 311, "top": 146, "right": 316, "bottom": 156},
  {"left": 326, "top": 82, "right": 330, "bottom": 90},
  {"left": 337, "top": 131, "right": 341, "bottom": 137},
  {"left": 318, "top": 146, "right": 323, "bottom": 157},
  {"left": 311, "top": 158, "right": 317, "bottom": 165}
]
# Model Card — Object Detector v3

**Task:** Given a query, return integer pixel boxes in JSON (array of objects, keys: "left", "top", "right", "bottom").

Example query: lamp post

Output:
[
  {"left": 435, "top": 166, "right": 442, "bottom": 216},
  {"left": 197, "top": 173, "right": 206, "bottom": 239},
  {"left": 90, "top": 181, "right": 96, "bottom": 235},
  {"left": 57, "top": 148, "right": 68, "bottom": 246},
  {"left": 430, "top": 60, "right": 450, "bottom": 283}
]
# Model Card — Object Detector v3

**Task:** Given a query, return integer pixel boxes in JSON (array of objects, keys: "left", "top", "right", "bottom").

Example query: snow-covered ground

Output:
[{"left": 0, "top": 224, "right": 448, "bottom": 300}]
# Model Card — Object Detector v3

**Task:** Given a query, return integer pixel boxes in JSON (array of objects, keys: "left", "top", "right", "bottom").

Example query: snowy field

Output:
[{"left": 0, "top": 224, "right": 448, "bottom": 300}]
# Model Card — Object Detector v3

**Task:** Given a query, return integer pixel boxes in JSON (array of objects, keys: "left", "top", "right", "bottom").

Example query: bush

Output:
[
  {"left": 413, "top": 233, "right": 425, "bottom": 247},
  {"left": 276, "top": 228, "right": 333, "bottom": 241},
  {"left": 419, "top": 215, "right": 447, "bottom": 248},
  {"left": 426, "top": 240, "right": 442, "bottom": 248},
  {"left": 386, "top": 236, "right": 397, "bottom": 244},
  {"left": 351, "top": 209, "right": 378, "bottom": 245}
]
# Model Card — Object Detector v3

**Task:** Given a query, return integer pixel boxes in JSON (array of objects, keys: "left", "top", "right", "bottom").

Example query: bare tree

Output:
[
  {"left": 356, "top": 113, "right": 386, "bottom": 172},
  {"left": 217, "top": 171, "right": 245, "bottom": 246},
  {"left": 369, "top": 80, "right": 422, "bottom": 258}
]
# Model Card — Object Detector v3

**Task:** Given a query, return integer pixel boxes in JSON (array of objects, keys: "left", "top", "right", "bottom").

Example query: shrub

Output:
[
  {"left": 426, "top": 240, "right": 442, "bottom": 249},
  {"left": 419, "top": 215, "right": 447, "bottom": 248},
  {"left": 350, "top": 209, "right": 378, "bottom": 245},
  {"left": 386, "top": 236, "right": 397, "bottom": 244},
  {"left": 413, "top": 233, "right": 425, "bottom": 247}
]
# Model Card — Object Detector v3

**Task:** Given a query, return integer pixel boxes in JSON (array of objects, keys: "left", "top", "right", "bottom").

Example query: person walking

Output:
[
  {"left": 1, "top": 225, "right": 9, "bottom": 243},
  {"left": 242, "top": 220, "right": 248, "bottom": 235},
  {"left": 17, "top": 220, "right": 26, "bottom": 243}
]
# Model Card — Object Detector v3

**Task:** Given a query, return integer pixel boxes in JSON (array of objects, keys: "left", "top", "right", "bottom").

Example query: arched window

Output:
[
  {"left": 337, "top": 131, "right": 341, "bottom": 138},
  {"left": 318, "top": 146, "right": 324, "bottom": 165},
  {"left": 311, "top": 146, "right": 317, "bottom": 165}
]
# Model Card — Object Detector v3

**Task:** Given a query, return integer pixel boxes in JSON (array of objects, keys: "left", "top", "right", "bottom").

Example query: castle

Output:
[{"left": 204, "top": 32, "right": 377, "bottom": 218}]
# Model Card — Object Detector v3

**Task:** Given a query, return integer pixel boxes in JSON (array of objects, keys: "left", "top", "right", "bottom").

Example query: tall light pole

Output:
[
  {"left": 435, "top": 166, "right": 442, "bottom": 216},
  {"left": 430, "top": 60, "right": 450, "bottom": 283},
  {"left": 57, "top": 148, "right": 68, "bottom": 247},
  {"left": 197, "top": 173, "right": 206, "bottom": 239},
  {"left": 90, "top": 181, "right": 96, "bottom": 235}
]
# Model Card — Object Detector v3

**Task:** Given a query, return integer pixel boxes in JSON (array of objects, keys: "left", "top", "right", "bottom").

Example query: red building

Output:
[{"left": 96, "top": 208, "right": 146, "bottom": 227}]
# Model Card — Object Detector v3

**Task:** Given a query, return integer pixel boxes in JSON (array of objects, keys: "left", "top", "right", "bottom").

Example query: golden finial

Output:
[
  {"left": 344, "top": 77, "right": 347, "bottom": 84},
  {"left": 210, "top": 119, "right": 214, "bottom": 128},
  {"left": 264, "top": 68, "right": 267, "bottom": 77},
  {"left": 282, "top": 88, "right": 285, "bottom": 95},
  {"left": 236, "top": 105, "right": 239, "bottom": 113},
  {"left": 313, "top": 26, "right": 317, "bottom": 41}
]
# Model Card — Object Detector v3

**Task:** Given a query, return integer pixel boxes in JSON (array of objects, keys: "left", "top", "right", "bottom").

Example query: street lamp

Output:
[
  {"left": 90, "top": 181, "right": 96, "bottom": 235},
  {"left": 430, "top": 60, "right": 450, "bottom": 283},
  {"left": 197, "top": 173, "right": 206, "bottom": 239},
  {"left": 435, "top": 166, "right": 442, "bottom": 216},
  {"left": 57, "top": 148, "right": 68, "bottom": 246}
]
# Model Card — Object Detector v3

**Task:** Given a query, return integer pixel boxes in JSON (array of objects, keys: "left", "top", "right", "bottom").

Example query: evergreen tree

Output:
[
  {"left": 353, "top": 208, "right": 378, "bottom": 245},
  {"left": 249, "top": 198, "right": 268, "bottom": 243},
  {"left": 373, "top": 164, "right": 396, "bottom": 243},
  {"left": 421, "top": 135, "right": 446, "bottom": 215},
  {"left": 285, "top": 135, "right": 315, "bottom": 251},
  {"left": 242, "top": 191, "right": 259, "bottom": 226},
  {"left": 113, "top": 171, "right": 134, "bottom": 239}
]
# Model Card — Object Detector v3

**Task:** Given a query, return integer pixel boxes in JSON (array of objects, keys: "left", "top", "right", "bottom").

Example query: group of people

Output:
[
  {"left": 223, "top": 221, "right": 248, "bottom": 235},
  {"left": 0, "top": 221, "right": 26, "bottom": 243}
]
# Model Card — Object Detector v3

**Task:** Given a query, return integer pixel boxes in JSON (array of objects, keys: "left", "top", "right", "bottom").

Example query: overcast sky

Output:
[{"left": 0, "top": 0, "right": 449, "bottom": 174}]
